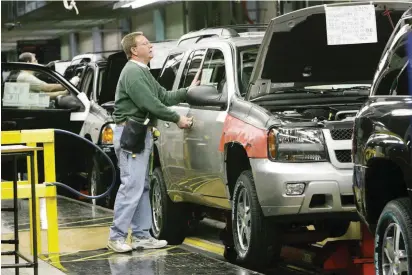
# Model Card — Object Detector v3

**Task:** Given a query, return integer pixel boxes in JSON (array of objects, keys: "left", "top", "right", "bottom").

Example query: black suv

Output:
[{"left": 352, "top": 8, "right": 412, "bottom": 275}]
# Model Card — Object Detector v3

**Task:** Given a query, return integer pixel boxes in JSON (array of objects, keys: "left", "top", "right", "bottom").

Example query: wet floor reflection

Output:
[
  {"left": 1, "top": 196, "right": 113, "bottom": 232},
  {"left": 47, "top": 247, "right": 262, "bottom": 275}
]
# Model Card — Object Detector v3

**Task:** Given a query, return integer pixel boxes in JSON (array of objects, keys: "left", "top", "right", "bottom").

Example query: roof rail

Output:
[
  {"left": 177, "top": 24, "right": 268, "bottom": 45},
  {"left": 84, "top": 50, "right": 120, "bottom": 54},
  {"left": 177, "top": 28, "right": 239, "bottom": 45},
  {"left": 201, "top": 24, "right": 268, "bottom": 32}
]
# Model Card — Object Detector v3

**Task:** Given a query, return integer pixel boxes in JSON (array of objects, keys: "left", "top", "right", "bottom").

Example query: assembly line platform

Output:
[{"left": 1, "top": 196, "right": 315, "bottom": 275}]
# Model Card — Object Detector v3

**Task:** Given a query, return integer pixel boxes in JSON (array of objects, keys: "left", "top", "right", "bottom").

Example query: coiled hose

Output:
[{"left": 48, "top": 129, "right": 116, "bottom": 199}]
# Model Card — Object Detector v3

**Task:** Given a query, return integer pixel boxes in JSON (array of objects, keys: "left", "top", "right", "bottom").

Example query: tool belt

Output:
[{"left": 119, "top": 116, "right": 150, "bottom": 154}]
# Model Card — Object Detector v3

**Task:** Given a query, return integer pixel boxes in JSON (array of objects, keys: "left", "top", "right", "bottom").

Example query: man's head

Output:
[
  {"left": 18, "top": 52, "right": 37, "bottom": 64},
  {"left": 121, "top": 32, "right": 153, "bottom": 64}
]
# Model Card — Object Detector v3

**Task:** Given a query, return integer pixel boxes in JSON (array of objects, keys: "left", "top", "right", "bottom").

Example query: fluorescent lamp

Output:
[{"left": 114, "top": 0, "right": 165, "bottom": 9}]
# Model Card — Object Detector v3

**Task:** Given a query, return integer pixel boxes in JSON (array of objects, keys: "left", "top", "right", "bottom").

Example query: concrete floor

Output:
[
  {"left": 1, "top": 197, "right": 265, "bottom": 275},
  {"left": 1, "top": 256, "right": 66, "bottom": 275},
  {"left": 1, "top": 196, "right": 349, "bottom": 274}
]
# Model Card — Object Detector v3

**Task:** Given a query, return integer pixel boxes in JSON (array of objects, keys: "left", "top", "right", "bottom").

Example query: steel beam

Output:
[
  {"left": 69, "top": 32, "right": 79, "bottom": 59},
  {"left": 120, "top": 18, "right": 132, "bottom": 36},
  {"left": 153, "top": 8, "right": 165, "bottom": 41},
  {"left": 92, "top": 26, "right": 103, "bottom": 52}
]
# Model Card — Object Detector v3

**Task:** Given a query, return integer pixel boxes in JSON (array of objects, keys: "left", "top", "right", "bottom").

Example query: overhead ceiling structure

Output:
[{"left": 1, "top": 0, "right": 178, "bottom": 51}]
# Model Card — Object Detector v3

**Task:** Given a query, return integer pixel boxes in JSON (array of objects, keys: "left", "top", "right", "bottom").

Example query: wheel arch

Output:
[
  {"left": 153, "top": 143, "right": 161, "bottom": 169},
  {"left": 364, "top": 157, "right": 408, "bottom": 230},
  {"left": 224, "top": 142, "right": 252, "bottom": 200}
]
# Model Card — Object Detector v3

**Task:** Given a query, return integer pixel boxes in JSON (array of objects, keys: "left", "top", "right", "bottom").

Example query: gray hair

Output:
[{"left": 121, "top": 31, "right": 143, "bottom": 59}]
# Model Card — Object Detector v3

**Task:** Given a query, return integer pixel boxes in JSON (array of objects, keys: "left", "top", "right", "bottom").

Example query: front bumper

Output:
[{"left": 250, "top": 159, "right": 356, "bottom": 217}]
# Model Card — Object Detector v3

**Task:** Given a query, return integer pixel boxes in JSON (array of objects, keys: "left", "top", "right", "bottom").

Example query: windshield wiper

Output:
[
  {"left": 320, "top": 86, "right": 370, "bottom": 96},
  {"left": 271, "top": 88, "right": 326, "bottom": 94},
  {"left": 319, "top": 86, "right": 370, "bottom": 91}
]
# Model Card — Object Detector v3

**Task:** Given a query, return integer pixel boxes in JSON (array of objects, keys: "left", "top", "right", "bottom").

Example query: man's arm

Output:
[
  {"left": 155, "top": 81, "right": 187, "bottom": 106},
  {"left": 127, "top": 76, "right": 181, "bottom": 123},
  {"left": 40, "top": 83, "right": 66, "bottom": 93},
  {"left": 19, "top": 73, "right": 66, "bottom": 93}
]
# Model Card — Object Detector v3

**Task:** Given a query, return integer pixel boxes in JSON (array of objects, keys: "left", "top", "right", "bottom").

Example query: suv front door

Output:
[
  {"left": 157, "top": 50, "right": 203, "bottom": 194},
  {"left": 180, "top": 46, "right": 231, "bottom": 207}
]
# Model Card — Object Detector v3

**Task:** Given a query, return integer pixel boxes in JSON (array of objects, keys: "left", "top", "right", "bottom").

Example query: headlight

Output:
[
  {"left": 100, "top": 124, "right": 114, "bottom": 145},
  {"left": 268, "top": 127, "right": 328, "bottom": 162}
]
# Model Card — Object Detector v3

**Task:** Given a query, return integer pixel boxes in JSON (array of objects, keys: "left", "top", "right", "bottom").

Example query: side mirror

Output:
[
  {"left": 186, "top": 85, "right": 226, "bottom": 107},
  {"left": 101, "top": 101, "right": 115, "bottom": 113}
]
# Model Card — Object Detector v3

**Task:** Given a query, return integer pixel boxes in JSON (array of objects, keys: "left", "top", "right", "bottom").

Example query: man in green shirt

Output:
[{"left": 108, "top": 32, "right": 197, "bottom": 253}]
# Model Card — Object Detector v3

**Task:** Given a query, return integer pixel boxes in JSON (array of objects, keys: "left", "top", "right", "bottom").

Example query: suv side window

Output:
[
  {"left": 179, "top": 49, "right": 207, "bottom": 88},
  {"left": 2, "top": 67, "right": 71, "bottom": 109},
  {"left": 374, "top": 31, "right": 409, "bottom": 96},
  {"left": 157, "top": 52, "right": 184, "bottom": 91},
  {"left": 200, "top": 48, "right": 226, "bottom": 94}
]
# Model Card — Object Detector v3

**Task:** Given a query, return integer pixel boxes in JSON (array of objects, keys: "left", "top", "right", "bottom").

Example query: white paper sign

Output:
[
  {"left": 3, "top": 82, "right": 30, "bottom": 107},
  {"left": 325, "top": 5, "right": 377, "bottom": 45},
  {"left": 201, "top": 68, "right": 214, "bottom": 84},
  {"left": 3, "top": 82, "right": 50, "bottom": 108}
]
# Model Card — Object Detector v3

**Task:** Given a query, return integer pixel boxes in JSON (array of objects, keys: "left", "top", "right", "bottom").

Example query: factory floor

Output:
[{"left": 1, "top": 196, "right": 353, "bottom": 275}]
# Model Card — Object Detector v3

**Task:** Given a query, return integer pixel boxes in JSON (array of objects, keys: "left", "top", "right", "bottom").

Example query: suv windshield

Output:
[{"left": 237, "top": 45, "right": 259, "bottom": 96}]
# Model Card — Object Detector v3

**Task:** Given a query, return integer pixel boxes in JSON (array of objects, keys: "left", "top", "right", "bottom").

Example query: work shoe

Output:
[
  {"left": 131, "top": 236, "right": 168, "bottom": 250},
  {"left": 107, "top": 239, "right": 133, "bottom": 253}
]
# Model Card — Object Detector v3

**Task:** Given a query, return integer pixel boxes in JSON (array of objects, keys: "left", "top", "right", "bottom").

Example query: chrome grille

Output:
[
  {"left": 335, "top": 150, "right": 352, "bottom": 163},
  {"left": 330, "top": 128, "right": 353, "bottom": 140}
]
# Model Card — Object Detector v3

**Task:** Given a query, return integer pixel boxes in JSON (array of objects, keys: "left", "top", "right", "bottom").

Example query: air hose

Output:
[{"left": 47, "top": 128, "right": 116, "bottom": 199}]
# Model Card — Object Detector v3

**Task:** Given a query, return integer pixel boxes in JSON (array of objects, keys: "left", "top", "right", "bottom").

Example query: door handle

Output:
[{"left": 164, "top": 122, "right": 170, "bottom": 128}]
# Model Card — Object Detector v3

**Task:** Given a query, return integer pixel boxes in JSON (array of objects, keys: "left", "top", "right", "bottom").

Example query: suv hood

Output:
[{"left": 255, "top": 1, "right": 412, "bottom": 91}]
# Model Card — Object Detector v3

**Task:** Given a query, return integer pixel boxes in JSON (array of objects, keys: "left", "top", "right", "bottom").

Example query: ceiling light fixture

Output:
[{"left": 113, "top": 0, "right": 169, "bottom": 10}]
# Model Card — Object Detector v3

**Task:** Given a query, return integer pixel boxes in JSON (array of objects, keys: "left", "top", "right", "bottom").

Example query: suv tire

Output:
[
  {"left": 150, "top": 167, "right": 188, "bottom": 244},
  {"left": 87, "top": 156, "right": 116, "bottom": 208},
  {"left": 375, "top": 197, "right": 412, "bottom": 275},
  {"left": 232, "top": 170, "right": 282, "bottom": 269}
]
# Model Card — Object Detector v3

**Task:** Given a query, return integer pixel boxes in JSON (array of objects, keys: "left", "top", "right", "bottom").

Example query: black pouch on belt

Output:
[{"left": 120, "top": 115, "right": 149, "bottom": 154}]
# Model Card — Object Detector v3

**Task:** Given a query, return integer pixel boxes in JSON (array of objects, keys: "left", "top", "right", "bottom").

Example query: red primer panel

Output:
[{"left": 219, "top": 115, "right": 268, "bottom": 158}]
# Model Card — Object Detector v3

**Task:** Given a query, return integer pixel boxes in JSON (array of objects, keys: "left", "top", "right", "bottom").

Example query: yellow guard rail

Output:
[{"left": 1, "top": 129, "right": 61, "bottom": 267}]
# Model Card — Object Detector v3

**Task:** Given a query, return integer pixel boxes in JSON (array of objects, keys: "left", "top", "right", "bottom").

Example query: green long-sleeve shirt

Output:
[{"left": 113, "top": 61, "right": 188, "bottom": 126}]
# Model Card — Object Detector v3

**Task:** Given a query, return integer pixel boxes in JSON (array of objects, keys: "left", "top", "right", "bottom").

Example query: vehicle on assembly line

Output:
[
  {"left": 352, "top": 8, "right": 412, "bottom": 275},
  {"left": 75, "top": 39, "right": 177, "bottom": 208},
  {"left": 148, "top": 1, "right": 412, "bottom": 270},
  {"left": 0, "top": 61, "right": 109, "bottom": 198}
]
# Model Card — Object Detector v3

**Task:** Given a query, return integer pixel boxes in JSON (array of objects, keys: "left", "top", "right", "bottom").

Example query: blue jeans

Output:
[{"left": 109, "top": 125, "right": 153, "bottom": 240}]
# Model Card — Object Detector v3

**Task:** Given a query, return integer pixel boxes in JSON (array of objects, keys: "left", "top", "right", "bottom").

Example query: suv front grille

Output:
[
  {"left": 331, "top": 129, "right": 353, "bottom": 140},
  {"left": 335, "top": 150, "right": 352, "bottom": 163}
]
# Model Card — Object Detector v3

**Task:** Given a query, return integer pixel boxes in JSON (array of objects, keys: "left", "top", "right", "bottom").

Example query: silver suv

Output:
[{"left": 150, "top": 1, "right": 411, "bottom": 270}]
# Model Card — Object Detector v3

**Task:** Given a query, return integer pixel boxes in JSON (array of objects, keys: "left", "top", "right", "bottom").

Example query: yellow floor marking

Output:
[
  {"left": 71, "top": 251, "right": 115, "bottom": 262},
  {"left": 56, "top": 251, "right": 191, "bottom": 264},
  {"left": 11, "top": 222, "right": 111, "bottom": 233},
  {"left": 59, "top": 222, "right": 112, "bottom": 229},
  {"left": 42, "top": 250, "right": 81, "bottom": 261},
  {"left": 57, "top": 216, "right": 113, "bottom": 227},
  {"left": 183, "top": 237, "right": 224, "bottom": 255},
  {"left": 16, "top": 216, "right": 112, "bottom": 227}
]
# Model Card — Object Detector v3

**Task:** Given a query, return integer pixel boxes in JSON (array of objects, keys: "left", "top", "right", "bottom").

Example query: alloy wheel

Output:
[
  {"left": 382, "top": 222, "right": 408, "bottom": 275},
  {"left": 151, "top": 178, "right": 162, "bottom": 235},
  {"left": 236, "top": 186, "right": 251, "bottom": 253}
]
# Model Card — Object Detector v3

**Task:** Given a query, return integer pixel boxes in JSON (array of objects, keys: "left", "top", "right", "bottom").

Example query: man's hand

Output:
[
  {"left": 190, "top": 80, "right": 200, "bottom": 87},
  {"left": 177, "top": 116, "right": 193, "bottom": 129}
]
